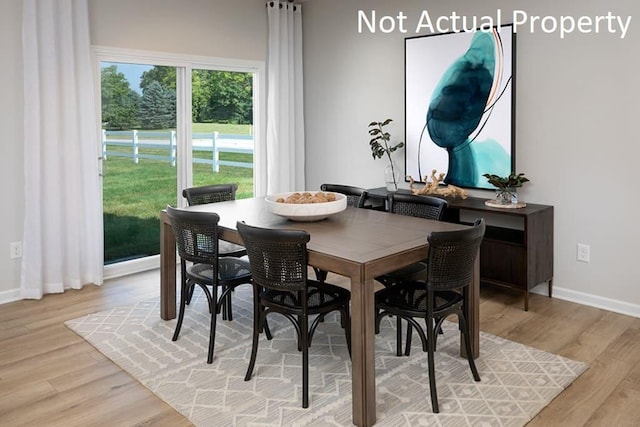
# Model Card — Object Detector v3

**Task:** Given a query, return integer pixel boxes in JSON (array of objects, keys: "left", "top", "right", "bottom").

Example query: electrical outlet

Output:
[
  {"left": 10, "top": 241, "right": 23, "bottom": 259},
  {"left": 577, "top": 243, "right": 590, "bottom": 263}
]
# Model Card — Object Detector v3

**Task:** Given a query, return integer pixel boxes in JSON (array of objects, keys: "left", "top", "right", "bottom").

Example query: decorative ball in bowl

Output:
[{"left": 265, "top": 191, "right": 347, "bottom": 222}]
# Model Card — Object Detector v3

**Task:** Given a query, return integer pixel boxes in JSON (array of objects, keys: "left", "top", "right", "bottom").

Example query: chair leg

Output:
[
  {"left": 297, "top": 315, "right": 303, "bottom": 352},
  {"left": 221, "top": 285, "right": 229, "bottom": 319},
  {"left": 404, "top": 322, "right": 413, "bottom": 356},
  {"left": 396, "top": 316, "right": 403, "bottom": 356},
  {"left": 459, "top": 311, "right": 481, "bottom": 381},
  {"left": 221, "top": 286, "right": 233, "bottom": 321},
  {"left": 301, "top": 312, "right": 309, "bottom": 408},
  {"left": 433, "top": 317, "right": 445, "bottom": 351},
  {"left": 185, "top": 284, "right": 195, "bottom": 305},
  {"left": 207, "top": 285, "right": 218, "bottom": 364},
  {"left": 263, "top": 316, "right": 273, "bottom": 340},
  {"left": 253, "top": 292, "right": 273, "bottom": 341},
  {"left": 172, "top": 280, "right": 190, "bottom": 341},
  {"left": 245, "top": 289, "right": 262, "bottom": 381},
  {"left": 426, "top": 316, "right": 439, "bottom": 413},
  {"left": 313, "top": 267, "right": 328, "bottom": 284}
]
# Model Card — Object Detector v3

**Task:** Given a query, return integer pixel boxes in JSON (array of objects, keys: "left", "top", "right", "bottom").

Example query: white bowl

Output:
[{"left": 265, "top": 191, "right": 347, "bottom": 222}]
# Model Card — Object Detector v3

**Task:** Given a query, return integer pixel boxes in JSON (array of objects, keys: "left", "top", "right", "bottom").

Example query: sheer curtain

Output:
[
  {"left": 21, "top": 0, "right": 102, "bottom": 299},
  {"left": 265, "top": 0, "right": 305, "bottom": 194}
]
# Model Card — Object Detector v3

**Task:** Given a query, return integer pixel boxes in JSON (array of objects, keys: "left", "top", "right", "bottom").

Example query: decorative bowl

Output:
[{"left": 265, "top": 191, "right": 347, "bottom": 222}]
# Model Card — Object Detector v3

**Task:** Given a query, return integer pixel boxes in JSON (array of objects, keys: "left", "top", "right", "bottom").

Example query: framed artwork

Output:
[{"left": 405, "top": 24, "right": 516, "bottom": 190}]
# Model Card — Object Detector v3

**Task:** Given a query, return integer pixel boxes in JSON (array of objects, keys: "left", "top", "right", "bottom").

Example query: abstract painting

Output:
[{"left": 405, "top": 25, "right": 515, "bottom": 190}]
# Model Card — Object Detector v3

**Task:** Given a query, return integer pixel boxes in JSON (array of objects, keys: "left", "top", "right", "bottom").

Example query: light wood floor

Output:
[{"left": 1, "top": 270, "right": 640, "bottom": 426}]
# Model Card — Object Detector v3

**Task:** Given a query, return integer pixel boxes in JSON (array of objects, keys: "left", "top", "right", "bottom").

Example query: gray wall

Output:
[
  {"left": 0, "top": 0, "right": 25, "bottom": 301},
  {"left": 302, "top": 0, "right": 640, "bottom": 314},
  {"left": 2, "top": 0, "right": 639, "bottom": 315},
  {"left": 88, "top": 0, "right": 267, "bottom": 59}
]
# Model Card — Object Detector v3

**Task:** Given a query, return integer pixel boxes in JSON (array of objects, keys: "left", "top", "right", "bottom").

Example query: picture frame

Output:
[{"left": 404, "top": 24, "right": 516, "bottom": 190}]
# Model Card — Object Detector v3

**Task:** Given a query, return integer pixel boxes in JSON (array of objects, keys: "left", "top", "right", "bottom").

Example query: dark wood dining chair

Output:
[
  {"left": 375, "top": 218, "right": 485, "bottom": 413},
  {"left": 165, "top": 206, "right": 252, "bottom": 363},
  {"left": 374, "top": 192, "right": 448, "bottom": 354},
  {"left": 182, "top": 183, "right": 246, "bottom": 319},
  {"left": 376, "top": 193, "right": 448, "bottom": 287},
  {"left": 182, "top": 183, "right": 246, "bottom": 258},
  {"left": 237, "top": 221, "right": 351, "bottom": 408},
  {"left": 320, "top": 183, "right": 368, "bottom": 208}
]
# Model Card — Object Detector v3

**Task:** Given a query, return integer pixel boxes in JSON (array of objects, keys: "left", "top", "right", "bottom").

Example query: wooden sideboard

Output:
[{"left": 365, "top": 187, "right": 554, "bottom": 310}]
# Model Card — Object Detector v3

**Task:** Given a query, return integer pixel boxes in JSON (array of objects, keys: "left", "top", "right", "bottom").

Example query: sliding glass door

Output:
[{"left": 96, "top": 49, "right": 261, "bottom": 275}]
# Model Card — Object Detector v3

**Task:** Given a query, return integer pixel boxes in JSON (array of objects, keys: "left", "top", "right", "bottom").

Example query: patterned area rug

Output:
[{"left": 66, "top": 286, "right": 586, "bottom": 426}]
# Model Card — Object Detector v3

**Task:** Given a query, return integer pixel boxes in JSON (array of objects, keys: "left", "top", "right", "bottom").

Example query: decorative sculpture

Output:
[{"left": 408, "top": 169, "right": 469, "bottom": 199}]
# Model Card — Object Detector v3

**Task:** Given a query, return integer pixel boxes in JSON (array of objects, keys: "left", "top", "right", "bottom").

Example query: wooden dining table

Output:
[{"left": 159, "top": 197, "right": 479, "bottom": 427}]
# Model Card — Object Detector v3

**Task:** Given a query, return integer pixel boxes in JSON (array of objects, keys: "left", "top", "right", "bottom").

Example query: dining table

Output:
[{"left": 159, "top": 197, "right": 479, "bottom": 427}]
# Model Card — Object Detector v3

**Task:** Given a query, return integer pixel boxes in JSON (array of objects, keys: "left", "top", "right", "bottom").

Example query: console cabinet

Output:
[{"left": 365, "top": 188, "right": 554, "bottom": 310}]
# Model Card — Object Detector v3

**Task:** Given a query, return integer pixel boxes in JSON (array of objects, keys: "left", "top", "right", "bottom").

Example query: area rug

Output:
[{"left": 66, "top": 286, "right": 586, "bottom": 426}]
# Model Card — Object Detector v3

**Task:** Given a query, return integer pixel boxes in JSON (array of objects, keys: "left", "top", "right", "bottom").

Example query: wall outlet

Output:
[
  {"left": 577, "top": 243, "right": 590, "bottom": 263},
  {"left": 10, "top": 241, "right": 23, "bottom": 259}
]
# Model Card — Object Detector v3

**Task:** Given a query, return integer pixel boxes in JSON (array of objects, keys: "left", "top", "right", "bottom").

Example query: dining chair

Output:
[
  {"left": 165, "top": 206, "right": 252, "bottom": 363},
  {"left": 374, "top": 192, "right": 448, "bottom": 355},
  {"left": 182, "top": 183, "right": 246, "bottom": 257},
  {"left": 182, "top": 183, "right": 246, "bottom": 319},
  {"left": 375, "top": 218, "right": 485, "bottom": 413},
  {"left": 237, "top": 221, "right": 351, "bottom": 408},
  {"left": 320, "top": 183, "right": 367, "bottom": 208},
  {"left": 377, "top": 193, "right": 448, "bottom": 285}
]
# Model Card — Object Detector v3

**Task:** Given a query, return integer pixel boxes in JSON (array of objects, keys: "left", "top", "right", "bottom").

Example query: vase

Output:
[
  {"left": 496, "top": 187, "right": 518, "bottom": 204},
  {"left": 384, "top": 160, "right": 400, "bottom": 191}
]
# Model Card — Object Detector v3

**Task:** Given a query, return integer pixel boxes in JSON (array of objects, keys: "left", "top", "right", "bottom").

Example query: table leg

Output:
[
  {"left": 350, "top": 275, "right": 377, "bottom": 426},
  {"left": 160, "top": 211, "right": 176, "bottom": 320}
]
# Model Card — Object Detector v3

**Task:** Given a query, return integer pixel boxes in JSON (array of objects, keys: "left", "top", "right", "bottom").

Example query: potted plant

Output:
[
  {"left": 369, "top": 119, "right": 404, "bottom": 190},
  {"left": 482, "top": 172, "right": 530, "bottom": 204}
]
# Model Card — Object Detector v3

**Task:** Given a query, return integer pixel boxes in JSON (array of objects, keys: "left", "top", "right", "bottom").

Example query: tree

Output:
[
  {"left": 200, "top": 71, "right": 253, "bottom": 124},
  {"left": 140, "top": 66, "right": 176, "bottom": 92},
  {"left": 139, "top": 66, "right": 253, "bottom": 125},
  {"left": 101, "top": 65, "right": 140, "bottom": 129},
  {"left": 139, "top": 81, "right": 176, "bottom": 129},
  {"left": 191, "top": 70, "right": 209, "bottom": 123}
]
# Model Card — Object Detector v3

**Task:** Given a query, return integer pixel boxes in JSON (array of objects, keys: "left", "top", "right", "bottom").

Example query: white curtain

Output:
[
  {"left": 266, "top": 0, "right": 305, "bottom": 194},
  {"left": 21, "top": 0, "right": 103, "bottom": 299}
]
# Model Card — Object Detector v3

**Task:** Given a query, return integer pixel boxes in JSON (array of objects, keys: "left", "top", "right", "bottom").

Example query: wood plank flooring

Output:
[{"left": 1, "top": 270, "right": 639, "bottom": 426}]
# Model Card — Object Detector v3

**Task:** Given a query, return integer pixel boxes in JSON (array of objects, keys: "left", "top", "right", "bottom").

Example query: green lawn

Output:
[
  {"left": 103, "top": 126, "right": 253, "bottom": 264},
  {"left": 191, "top": 122, "right": 253, "bottom": 135}
]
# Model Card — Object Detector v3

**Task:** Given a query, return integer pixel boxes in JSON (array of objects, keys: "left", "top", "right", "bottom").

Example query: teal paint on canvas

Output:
[{"left": 426, "top": 31, "right": 498, "bottom": 187}]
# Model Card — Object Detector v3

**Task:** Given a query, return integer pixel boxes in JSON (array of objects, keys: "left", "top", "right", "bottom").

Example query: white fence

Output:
[{"left": 102, "top": 130, "right": 254, "bottom": 172}]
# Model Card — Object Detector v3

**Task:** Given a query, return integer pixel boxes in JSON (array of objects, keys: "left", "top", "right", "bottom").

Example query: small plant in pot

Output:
[
  {"left": 483, "top": 172, "right": 530, "bottom": 204},
  {"left": 369, "top": 119, "right": 404, "bottom": 191}
]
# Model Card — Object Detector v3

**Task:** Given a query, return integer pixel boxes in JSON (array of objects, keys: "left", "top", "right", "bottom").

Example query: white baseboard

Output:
[
  {"left": 0, "top": 288, "right": 22, "bottom": 305},
  {"left": 531, "top": 284, "right": 640, "bottom": 318}
]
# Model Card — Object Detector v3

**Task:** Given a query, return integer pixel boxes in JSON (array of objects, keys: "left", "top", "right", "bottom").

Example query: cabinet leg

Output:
[
  {"left": 548, "top": 279, "right": 553, "bottom": 298},
  {"left": 524, "top": 291, "right": 529, "bottom": 311}
]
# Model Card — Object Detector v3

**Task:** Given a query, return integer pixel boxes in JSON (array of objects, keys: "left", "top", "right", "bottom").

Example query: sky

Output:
[{"left": 102, "top": 61, "right": 153, "bottom": 94}]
